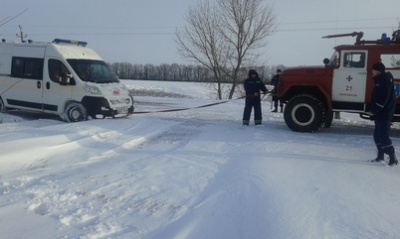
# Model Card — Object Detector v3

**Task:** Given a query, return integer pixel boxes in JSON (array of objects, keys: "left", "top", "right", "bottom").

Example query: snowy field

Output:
[{"left": 1, "top": 79, "right": 400, "bottom": 239}]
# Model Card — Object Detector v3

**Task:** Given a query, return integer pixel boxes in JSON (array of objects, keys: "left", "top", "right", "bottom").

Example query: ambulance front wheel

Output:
[{"left": 65, "top": 102, "right": 88, "bottom": 123}]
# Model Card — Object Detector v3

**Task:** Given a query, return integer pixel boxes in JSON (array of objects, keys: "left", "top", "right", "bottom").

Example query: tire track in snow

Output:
[
  {"left": 2, "top": 117, "right": 216, "bottom": 238},
  {"left": 140, "top": 120, "right": 400, "bottom": 239},
  {"left": 0, "top": 117, "right": 187, "bottom": 238},
  {"left": 142, "top": 154, "right": 276, "bottom": 239}
]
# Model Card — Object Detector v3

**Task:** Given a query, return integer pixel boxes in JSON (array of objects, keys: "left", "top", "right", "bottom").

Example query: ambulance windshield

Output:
[{"left": 67, "top": 59, "right": 119, "bottom": 83}]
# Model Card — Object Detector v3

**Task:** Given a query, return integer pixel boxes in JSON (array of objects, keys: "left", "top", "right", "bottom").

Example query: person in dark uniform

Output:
[
  {"left": 369, "top": 62, "right": 398, "bottom": 166},
  {"left": 271, "top": 69, "right": 283, "bottom": 112},
  {"left": 243, "top": 69, "right": 268, "bottom": 125}
]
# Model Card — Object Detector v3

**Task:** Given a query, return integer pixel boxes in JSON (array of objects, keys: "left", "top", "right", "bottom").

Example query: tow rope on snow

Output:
[{"left": 131, "top": 92, "right": 272, "bottom": 115}]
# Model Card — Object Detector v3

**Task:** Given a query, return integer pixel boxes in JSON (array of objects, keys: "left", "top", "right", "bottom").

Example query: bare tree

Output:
[
  {"left": 177, "top": 0, "right": 276, "bottom": 99},
  {"left": 176, "top": 0, "right": 228, "bottom": 99},
  {"left": 218, "top": 0, "right": 276, "bottom": 98}
]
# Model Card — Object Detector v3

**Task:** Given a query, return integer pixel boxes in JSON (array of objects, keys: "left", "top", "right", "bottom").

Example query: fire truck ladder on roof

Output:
[{"left": 322, "top": 30, "right": 400, "bottom": 46}]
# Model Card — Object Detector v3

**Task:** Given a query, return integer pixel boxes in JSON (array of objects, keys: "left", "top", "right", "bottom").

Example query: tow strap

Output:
[{"left": 131, "top": 92, "right": 271, "bottom": 115}]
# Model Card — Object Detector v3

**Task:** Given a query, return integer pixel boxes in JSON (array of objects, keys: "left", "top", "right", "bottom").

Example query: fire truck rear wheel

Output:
[{"left": 284, "top": 95, "right": 324, "bottom": 132}]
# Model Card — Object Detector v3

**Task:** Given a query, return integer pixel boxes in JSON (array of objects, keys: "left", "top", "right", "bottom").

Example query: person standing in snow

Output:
[
  {"left": 242, "top": 69, "right": 268, "bottom": 126},
  {"left": 369, "top": 62, "right": 398, "bottom": 166},
  {"left": 271, "top": 69, "right": 284, "bottom": 112}
]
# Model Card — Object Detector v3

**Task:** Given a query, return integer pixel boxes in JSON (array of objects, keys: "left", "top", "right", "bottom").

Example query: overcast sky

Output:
[{"left": 0, "top": 0, "right": 399, "bottom": 67}]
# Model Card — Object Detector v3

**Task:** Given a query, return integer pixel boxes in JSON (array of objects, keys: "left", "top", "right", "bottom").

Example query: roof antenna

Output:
[{"left": 16, "top": 25, "right": 27, "bottom": 43}]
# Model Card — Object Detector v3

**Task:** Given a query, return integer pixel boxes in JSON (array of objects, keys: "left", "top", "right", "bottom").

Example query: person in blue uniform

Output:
[
  {"left": 369, "top": 62, "right": 398, "bottom": 166},
  {"left": 243, "top": 69, "right": 268, "bottom": 125},
  {"left": 271, "top": 69, "right": 284, "bottom": 112}
]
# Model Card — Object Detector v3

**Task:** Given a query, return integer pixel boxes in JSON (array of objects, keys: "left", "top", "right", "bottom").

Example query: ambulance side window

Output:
[
  {"left": 11, "top": 57, "right": 44, "bottom": 80},
  {"left": 48, "top": 59, "right": 70, "bottom": 83}
]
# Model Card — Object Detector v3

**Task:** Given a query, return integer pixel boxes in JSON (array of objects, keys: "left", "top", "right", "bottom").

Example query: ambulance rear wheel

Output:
[
  {"left": 65, "top": 103, "right": 87, "bottom": 123},
  {"left": 284, "top": 94, "right": 324, "bottom": 132}
]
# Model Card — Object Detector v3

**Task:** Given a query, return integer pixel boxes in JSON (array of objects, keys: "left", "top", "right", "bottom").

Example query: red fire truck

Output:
[{"left": 276, "top": 30, "right": 400, "bottom": 132}]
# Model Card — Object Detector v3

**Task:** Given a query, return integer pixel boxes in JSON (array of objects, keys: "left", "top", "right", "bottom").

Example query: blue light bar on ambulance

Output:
[{"left": 52, "top": 38, "right": 88, "bottom": 46}]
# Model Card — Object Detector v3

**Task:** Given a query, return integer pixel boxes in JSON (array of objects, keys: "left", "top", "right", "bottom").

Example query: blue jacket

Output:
[
  {"left": 244, "top": 77, "right": 267, "bottom": 101},
  {"left": 370, "top": 72, "right": 396, "bottom": 121},
  {"left": 270, "top": 74, "right": 280, "bottom": 93},
  {"left": 271, "top": 74, "right": 280, "bottom": 87}
]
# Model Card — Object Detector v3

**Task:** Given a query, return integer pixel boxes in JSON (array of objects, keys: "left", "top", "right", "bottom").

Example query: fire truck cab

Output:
[{"left": 277, "top": 30, "right": 400, "bottom": 132}]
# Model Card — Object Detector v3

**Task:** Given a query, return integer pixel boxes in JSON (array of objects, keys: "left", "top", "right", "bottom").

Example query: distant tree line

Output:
[{"left": 109, "top": 62, "right": 283, "bottom": 84}]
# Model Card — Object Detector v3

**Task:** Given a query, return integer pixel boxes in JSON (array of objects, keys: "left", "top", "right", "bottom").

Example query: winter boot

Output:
[
  {"left": 271, "top": 108, "right": 277, "bottom": 113},
  {"left": 388, "top": 153, "right": 398, "bottom": 166},
  {"left": 371, "top": 151, "right": 384, "bottom": 162}
]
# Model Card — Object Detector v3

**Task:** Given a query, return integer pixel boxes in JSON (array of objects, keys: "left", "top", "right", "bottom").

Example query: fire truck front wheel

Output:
[{"left": 284, "top": 95, "right": 325, "bottom": 132}]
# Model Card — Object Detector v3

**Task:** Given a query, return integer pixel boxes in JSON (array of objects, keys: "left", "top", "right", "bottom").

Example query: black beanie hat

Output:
[
  {"left": 248, "top": 69, "right": 258, "bottom": 77},
  {"left": 372, "top": 62, "right": 385, "bottom": 73}
]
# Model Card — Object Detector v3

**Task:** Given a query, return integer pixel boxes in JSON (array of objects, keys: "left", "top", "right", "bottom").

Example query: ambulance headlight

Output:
[
  {"left": 121, "top": 84, "right": 128, "bottom": 90},
  {"left": 84, "top": 84, "right": 101, "bottom": 95}
]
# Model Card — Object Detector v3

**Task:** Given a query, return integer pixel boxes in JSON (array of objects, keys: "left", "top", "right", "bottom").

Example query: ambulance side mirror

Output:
[{"left": 60, "top": 74, "right": 75, "bottom": 86}]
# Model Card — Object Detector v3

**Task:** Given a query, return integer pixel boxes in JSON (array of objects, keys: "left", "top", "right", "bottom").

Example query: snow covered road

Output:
[{"left": 1, "top": 81, "right": 400, "bottom": 239}]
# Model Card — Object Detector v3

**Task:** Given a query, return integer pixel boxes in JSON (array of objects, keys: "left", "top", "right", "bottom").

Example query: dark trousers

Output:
[
  {"left": 273, "top": 96, "right": 283, "bottom": 109},
  {"left": 374, "top": 120, "right": 395, "bottom": 155},
  {"left": 243, "top": 99, "right": 262, "bottom": 125}
]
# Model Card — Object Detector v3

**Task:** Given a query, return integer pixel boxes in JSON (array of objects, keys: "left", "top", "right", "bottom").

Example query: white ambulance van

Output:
[{"left": 0, "top": 39, "right": 134, "bottom": 122}]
